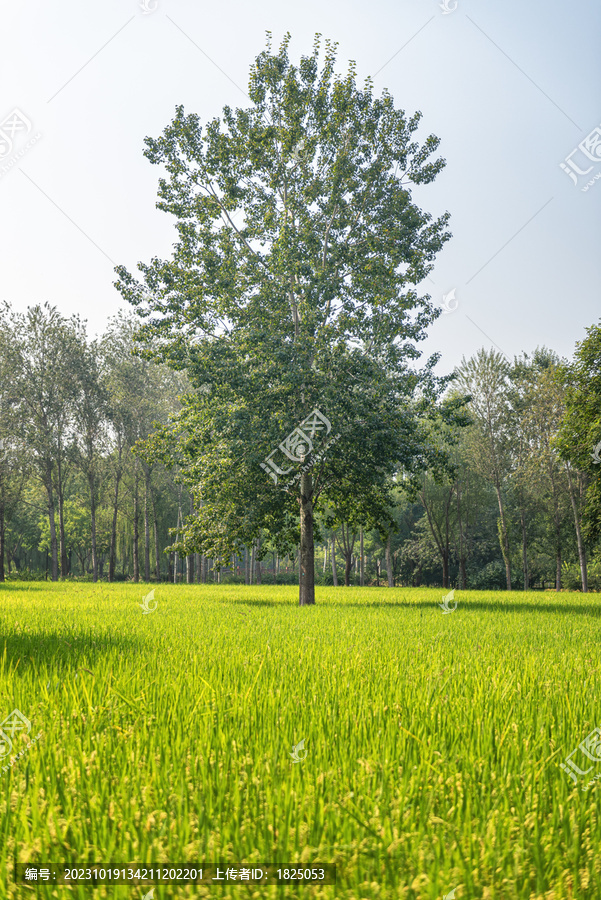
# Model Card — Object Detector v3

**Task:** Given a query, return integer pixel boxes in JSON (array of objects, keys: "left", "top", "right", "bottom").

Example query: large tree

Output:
[{"left": 116, "top": 33, "right": 461, "bottom": 604}]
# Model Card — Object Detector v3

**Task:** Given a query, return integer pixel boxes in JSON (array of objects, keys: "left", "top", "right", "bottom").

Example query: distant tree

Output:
[
  {"left": 102, "top": 314, "right": 186, "bottom": 582},
  {"left": 72, "top": 339, "right": 109, "bottom": 582},
  {"left": 456, "top": 349, "right": 513, "bottom": 590},
  {"left": 554, "top": 322, "right": 601, "bottom": 589},
  {"left": 510, "top": 349, "right": 573, "bottom": 591},
  {"left": 3, "top": 304, "right": 85, "bottom": 580}
]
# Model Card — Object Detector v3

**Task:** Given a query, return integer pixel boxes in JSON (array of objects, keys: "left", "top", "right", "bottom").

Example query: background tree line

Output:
[{"left": 0, "top": 301, "right": 598, "bottom": 590}]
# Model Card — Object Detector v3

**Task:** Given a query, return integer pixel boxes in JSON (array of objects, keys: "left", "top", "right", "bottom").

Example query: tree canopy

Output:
[{"left": 115, "top": 32, "right": 467, "bottom": 605}]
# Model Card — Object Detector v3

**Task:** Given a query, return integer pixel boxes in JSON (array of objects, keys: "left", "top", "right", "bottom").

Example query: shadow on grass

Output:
[
  {"left": 0, "top": 581, "right": 63, "bottom": 592},
  {"left": 221, "top": 594, "right": 601, "bottom": 619},
  {"left": 0, "top": 630, "right": 145, "bottom": 675}
]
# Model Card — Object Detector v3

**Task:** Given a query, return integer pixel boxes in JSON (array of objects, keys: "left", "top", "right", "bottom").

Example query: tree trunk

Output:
[
  {"left": 152, "top": 489, "right": 161, "bottom": 581},
  {"left": 520, "top": 504, "right": 528, "bottom": 591},
  {"left": 330, "top": 533, "right": 338, "bottom": 587},
  {"left": 250, "top": 544, "right": 255, "bottom": 585},
  {"left": 45, "top": 463, "right": 59, "bottom": 582},
  {"left": 89, "top": 469, "right": 98, "bottom": 583},
  {"left": 344, "top": 549, "right": 352, "bottom": 586},
  {"left": 186, "top": 494, "right": 194, "bottom": 583},
  {"left": 566, "top": 465, "right": 588, "bottom": 592},
  {"left": 55, "top": 448, "right": 68, "bottom": 579},
  {"left": 495, "top": 484, "right": 512, "bottom": 590},
  {"left": 195, "top": 553, "right": 201, "bottom": 583},
  {"left": 58, "top": 493, "right": 67, "bottom": 578},
  {"left": 144, "top": 466, "right": 151, "bottom": 582},
  {"left": 386, "top": 534, "right": 394, "bottom": 587},
  {"left": 109, "top": 447, "right": 123, "bottom": 583},
  {"left": 244, "top": 547, "right": 250, "bottom": 585},
  {"left": 133, "top": 462, "right": 140, "bottom": 583},
  {"left": 360, "top": 527, "right": 365, "bottom": 587},
  {"left": 299, "top": 472, "right": 315, "bottom": 605},
  {"left": 255, "top": 536, "right": 262, "bottom": 585},
  {"left": 457, "top": 482, "right": 467, "bottom": 590},
  {"left": 442, "top": 550, "right": 449, "bottom": 590}
]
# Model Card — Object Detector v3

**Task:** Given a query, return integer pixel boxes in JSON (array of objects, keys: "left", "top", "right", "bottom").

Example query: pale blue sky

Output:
[{"left": 1, "top": 0, "right": 599, "bottom": 376}]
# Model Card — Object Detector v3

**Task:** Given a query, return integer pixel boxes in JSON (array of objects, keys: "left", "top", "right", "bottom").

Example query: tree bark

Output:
[
  {"left": 360, "top": 527, "right": 365, "bottom": 587},
  {"left": 44, "top": 461, "right": 59, "bottom": 581},
  {"left": 255, "top": 535, "right": 262, "bottom": 585},
  {"left": 457, "top": 480, "right": 467, "bottom": 590},
  {"left": 185, "top": 494, "right": 194, "bottom": 583},
  {"left": 520, "top": 503, "right": 528, "bottom": 591},
  {"left": 566, "top": 464, "right": 588, "bottom": 592},
  {"left": 144, "top": 466, "right": 151, "bottom": 582},
  {"left": 133, "top": 462, "right": 140, "bottom": 583},
  {"left": 386, "top": 534, "right": 394, "bottom": 587},
  {"left": 330, "top": 532, "right": 338, "bottom": 587},
  {"left": 299, "top": 472, "right": 315, "bottom": 605},
  {"left": 56, "top": 452, "right": 68, "bottom": 578},
  {"left": 88, "top": 467, "right": 98, "bottom": 582},
  {"left": 109, "top": 445, "right": 123, "bottom": 583},
  {"left": 494, "top": 483, "right": 512, "bottom": 590},
  {"left": 152, "top": 488, "right": 161, "bottom": 581}
]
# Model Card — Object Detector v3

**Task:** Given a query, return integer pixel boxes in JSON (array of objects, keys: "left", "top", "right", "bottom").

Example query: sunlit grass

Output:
[{"left": 1, "top": 583, "right": 601, "bottom": 899}]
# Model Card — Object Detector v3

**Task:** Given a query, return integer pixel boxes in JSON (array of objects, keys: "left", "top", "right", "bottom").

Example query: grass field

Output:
[{"left": 1, "top": 583, "right": 601, "bottom": 900}]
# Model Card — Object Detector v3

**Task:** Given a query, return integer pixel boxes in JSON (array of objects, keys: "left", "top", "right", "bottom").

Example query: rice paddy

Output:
[{"left": 1, "top": 583, "right": 601, "bottom": 899}]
